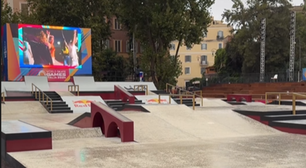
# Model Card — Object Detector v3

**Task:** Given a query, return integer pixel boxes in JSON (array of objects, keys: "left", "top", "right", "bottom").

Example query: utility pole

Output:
[
  {"left": 259, "top": 18, "right": 266, "bottom": 82},
  {"left": 289, "top": 11, "right": 296, "bottom": 82},
  {"left": 299, "top": 37, "right": 302, "bottom": 82}
]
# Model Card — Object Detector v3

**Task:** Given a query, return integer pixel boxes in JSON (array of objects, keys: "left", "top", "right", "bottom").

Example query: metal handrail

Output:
[
  {"left": 158, "top": 94, "right": 197, "bottom": 110},
  {"left": 1, "top": 92, "right": 5, "bottom": 103},
  {"left": 179, "top": 89, "right": 203, "bottom": 107},
  {"left": 31, "top": 83, "right": 53, "bottom": 111},
  {"left": 292, "top": 93, "right": 306, "bottom": 115},
  {"left": 68, "top": 85, "right": 80, "bottom": 96},
  {"left": 134, "top": 85, "right": 149, "bottom": 95},
  {"left": 166, "top": 83, "right": 203, "bottom": 106},
  {"left": 265, "top": 92, "right": 306, "bottom": 105}
]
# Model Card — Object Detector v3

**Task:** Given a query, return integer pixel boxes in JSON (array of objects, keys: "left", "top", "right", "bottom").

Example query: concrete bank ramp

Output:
[{"left": 123, "top": 105, "right": 282, "bottom": 143}]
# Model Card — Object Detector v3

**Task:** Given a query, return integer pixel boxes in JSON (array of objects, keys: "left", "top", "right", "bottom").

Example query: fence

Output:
[{"left": 202, "top": 72, "right": 302, "bottom": 87}]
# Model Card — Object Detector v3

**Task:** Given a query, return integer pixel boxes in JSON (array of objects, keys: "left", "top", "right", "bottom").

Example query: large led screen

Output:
[
  {"left": 1, "top": 24, "right": 92, "bottom": 81},
  {"left": 19, "top": 25, "right": 82, "bottom": 68}
]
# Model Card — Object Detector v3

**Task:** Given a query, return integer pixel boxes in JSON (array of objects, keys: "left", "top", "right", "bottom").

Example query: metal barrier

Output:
[
  {"left": 134, "top": 85, "right": 149, "bottom": 95},
  {"left": 31, "top": 83, "right": 53, "bottom": 111},
  {"left": 166, "top": 83, "right": 203, "bottom": 107},
  {"left": 158, "top": 94, "right": 197, "bottom": 110},
  {"left": 292, "top": 93, "right": 306, "bottom": 115},
  {"left": 265, "top": 92, "right": 306, "bottom": 105},
  {"left": 68, "top": 85, "right": 80, "bottom": 96},
  {"left": 1, "top": 92, "right": 5, "bottom": 103}
]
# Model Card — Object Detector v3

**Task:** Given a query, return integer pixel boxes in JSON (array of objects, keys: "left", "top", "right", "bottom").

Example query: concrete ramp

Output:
[
  {"left": 136, "top": 95, "right": 177, "bottom": 104},
  {"left": 201, "top": 98, "right": 232, "bottom": 107},
  {"left": 24, "top": 76, "right": 49, "bottom": 90},
  {"left": 2, "top": 82, "right": 28, "bottom": 92},
  {"left": 138, "top": 105, "right": 281, "bottom": 141},
  {"left": 73, "top": 76, "right": 96, "bottom": 90},
  {"left": 52, "top": 128, "right": 102, "bottom": 140},
  {"left": 1, "top": 101, "right": 48, "bottom": 116},
  {"left": 61, "top": 96, "right": 106, "bottom": 113}
]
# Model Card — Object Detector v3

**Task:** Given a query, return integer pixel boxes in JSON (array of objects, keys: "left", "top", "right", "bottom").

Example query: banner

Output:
[
  {"left": 38, "top": 69, "right": 69, "bottom": 82},
  {"left": 303, "top": 68, "right": 306, "bottom": 81},
  {"left": 61, "top": 96, "right": 106, "bottom": 113},
  {"left": 135, "top": 95, "right": 177, "bottom": 104}
]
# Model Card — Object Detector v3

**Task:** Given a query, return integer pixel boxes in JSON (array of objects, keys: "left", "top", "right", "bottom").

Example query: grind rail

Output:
[
  {"left": 158, "top": 94, "right": 197, "bottom": 110},
  {"left": 166, "top": 83, "right": 203, "bottom": 106},
  {"left": 265, "top": 92, "right": 306, "bottom": 115},
  {"left": 68, "top": 85, "right": 80, "bottom": 96},
  {"left": 134, "top": 85, "right": 149, "bottom": 95},
  {"left": 31, "top": 83, "right": 53, "bottom": 111}
]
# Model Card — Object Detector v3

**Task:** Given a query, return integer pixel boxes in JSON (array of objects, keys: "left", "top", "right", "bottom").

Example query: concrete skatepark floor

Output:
[{"left": 2, "top": 101, "right": 306, "bottom": 168}]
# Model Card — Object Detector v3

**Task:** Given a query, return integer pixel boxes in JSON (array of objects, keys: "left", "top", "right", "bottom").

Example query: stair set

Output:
[
  {"left": 34, "top": 91, "right": 73, "bottom": 113},
  {"left": 105, "top": 100, "right": 144, "bottom": 111}
]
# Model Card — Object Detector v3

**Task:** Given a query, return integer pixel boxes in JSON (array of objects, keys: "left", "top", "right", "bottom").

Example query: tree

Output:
[
  {"left": 115, "top": 0, "right": 214, "bottom": 89},
  {"left": 25, "top": 0, "right": 113, "bottom": 80},
  {"left": 1, "top": 0, "right": 20, "bottom": 26},
  {"left": 222, "top": 0, "right": 296, "bottom": 75},
  {"left": 94, "top": 49, "right": 130, "bottom": 81}
]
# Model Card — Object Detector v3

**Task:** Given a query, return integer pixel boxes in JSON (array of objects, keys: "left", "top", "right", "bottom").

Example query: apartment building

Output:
[
  {"left": 107, "top": 17, "right": 142, "bottom": 58},
  {"left": 4, "top": 0, "right": 28, "bottom": 15},
  {"left": 169, "top": 19, "right": 232, "bottom": 87}
]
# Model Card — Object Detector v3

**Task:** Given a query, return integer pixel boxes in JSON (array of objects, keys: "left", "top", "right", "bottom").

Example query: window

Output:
[
  {"left": 186, "top": 46, "right": 192, "bottom": 50},
  {"left": 201, "top": 55, "right": 207, "bottom": 62},
  {"left": 217, "top": 31, "right": 224, "bottom": 38},
  {"left": 102, "top": 40, "right": 109, "bottom": 49},
  {"left": 218, "top": 43, "right": 223, "bottom": 49},
  {"left": 20, "top": 3, "right": 29, "bottom": 16},
  {"left": 201, "top": 43, "right": 207, "bottom": 50},
  {"left": 185, "top": 67, "right": 190, "bottom": 74},
  {"left": 114, "top": 40, "right": 121, "bottom": 52},
  {"left": 170, "top": 43, "right": 175, "bottom": 50},
  {"left": 185, "top": 55, "right": 191, "bottom": 62},
  {"left": 201, "top": 67, "right": 206, "bottom": 74},
  {"left": 203, "top": 32, "right": 207, "bottom": 37},
  {"left": 114, "top": 19, "right": 121, "bottom": 30},
  {"left": 126, "top": 41, "right": 130, "bottom": 52},
  {"left": 201, "top": 55, "right": 207, "bottom": 65}
]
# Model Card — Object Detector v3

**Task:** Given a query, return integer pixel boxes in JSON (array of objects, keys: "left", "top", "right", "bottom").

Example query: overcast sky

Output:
[{"left": 211, "top": 0, "right": 304, "bottom": 21}]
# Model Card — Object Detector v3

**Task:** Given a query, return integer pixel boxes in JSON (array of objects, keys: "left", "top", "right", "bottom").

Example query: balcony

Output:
[
  {"left": 217, "top": 35, "right": 224, "bottom": 41},
  {"left": 200, "top": 60, "right": 208, "bottom": 66}
]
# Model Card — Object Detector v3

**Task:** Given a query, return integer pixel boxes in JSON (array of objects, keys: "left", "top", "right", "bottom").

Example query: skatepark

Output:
[{"left": 1, "top": 76, "right": 306, "bottom": 168}]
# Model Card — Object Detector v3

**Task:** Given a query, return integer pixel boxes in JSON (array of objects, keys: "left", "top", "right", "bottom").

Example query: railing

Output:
[
  {"left": 134, "top": 85, "right": 149, "bottom": 95},
  {"left": 292, "top": 93, "right": 306, "bottom": 115},
  {"left": 68, "top": 85, "right": 80, "bottom": 96},
  {"left": 158, "top": 94, "right": 197, "bottom": 110},
  {"left": 179, "top": 89, "right": 203, "bottom": 107},
  {"left": 265, "top": 92, "right": 306, "bottom": 105},
  {"left": 1, "top": 92, "right": 5, "bottom": 103},
  {"left": 31, "top": 83, "right": 53, "bottom": 111},
  {"left": 166, "top": 83, "right": 203, "bottom": 106}
]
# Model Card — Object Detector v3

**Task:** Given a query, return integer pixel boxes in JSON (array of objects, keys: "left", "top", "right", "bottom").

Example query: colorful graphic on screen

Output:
[
  {"left": 1, "top": 23, "right": 92, "bottom": 81},
  {"left": 18, "top": 24, "right": 82, "bottom": 69}
]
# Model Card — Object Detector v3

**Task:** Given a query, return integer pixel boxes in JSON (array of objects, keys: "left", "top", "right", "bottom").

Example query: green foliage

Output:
[
  {"left": 94, "top": 49, "right": 130, "bottom": 81},
  {"left": 115, "top": 0, "right": 214, "bottom": 89},
  {"left": 222, "top": 0, "right": 306, "bottom": 75},
  {"left": 1, "top": 0, "right": 20, "bottom": 26}
]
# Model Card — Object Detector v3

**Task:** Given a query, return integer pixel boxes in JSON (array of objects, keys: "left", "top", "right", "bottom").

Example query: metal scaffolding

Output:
[{"left": 259, "top": 18, "right": 266, "bottom": 82}]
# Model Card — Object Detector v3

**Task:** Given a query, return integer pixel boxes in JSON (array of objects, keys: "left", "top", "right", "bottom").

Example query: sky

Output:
[{"left": 211, "top": 0, "right": 304, "bottom": 21}]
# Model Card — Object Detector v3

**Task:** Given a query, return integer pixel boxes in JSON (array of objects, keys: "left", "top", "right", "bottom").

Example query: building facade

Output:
[
  {"left": 4, "top": 0, "right": 28, "bottom": 15},
  {"left": 169, "top": 19, "right": 232, "bottom": 87}
]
